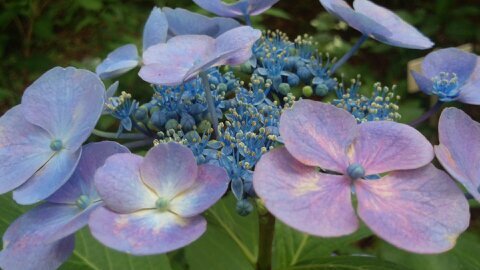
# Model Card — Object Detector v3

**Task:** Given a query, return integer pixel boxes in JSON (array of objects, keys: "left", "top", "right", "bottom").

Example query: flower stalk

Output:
[
  {"left": 200, "top": 71, "right": 220, "bottom": 138},
  {"left": 331, "top": 34, "right": 368, "bottom": 73},
  {"left": 256, "top": 208, "right": 276, "bottom": 270},
  {"left": 409, "top": 100, "right": 444, "bottom": 127}
]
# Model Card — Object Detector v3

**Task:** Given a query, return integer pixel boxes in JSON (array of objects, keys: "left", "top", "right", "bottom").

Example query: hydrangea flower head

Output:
[
  {"left": 0, "top": 67, "right": 105, "bottom": 204},
  {"left": 435, "top": 108, "right": 480, "bottom": 202},
  {"left": 96, "top": 7, "right": 241, "bottom": 79},
  {"left": 89, "top": 142, "right": 229, "bottom": 255},
  {"left": 193, "top": 0, "right": 280, "bottom": 18},
  {"left": 0, "top": 142, "right": 128, "bottom": 270},
  {"left": 139, "top": 26, "right": 261, "bottom": 86},
  {"left": 411, "top": 48, "right": 480, "bottom": 104},
  {"left": 254, "top": 99, "right": 469, "bottom": 253},
  {"left": 319, "top": 0, "right": 434, "bottom": 49}
]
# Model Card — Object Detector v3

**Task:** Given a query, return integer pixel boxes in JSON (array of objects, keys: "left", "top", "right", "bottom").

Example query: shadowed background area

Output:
[{"left": 0, "top": 1, "right": 480, "bottom": 269}]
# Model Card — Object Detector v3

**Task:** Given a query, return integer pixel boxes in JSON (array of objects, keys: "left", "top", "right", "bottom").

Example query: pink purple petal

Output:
[
  {"left": 254, "top": 147, "right": 359, "bottom": 237},
  {"left": 2, "top": 202, "right": 99, "bottom": 245},
  {"left": 140, "top": 143, "right": 198, "bottom": 199},
  {"left": 215, "top": 26, "right": 261, "bottom": 66},
  {"left": 411, "top": 70, "right": 434, "bottom": 95},
  {"left": 21, "top": 67, "right": 105, "bottom": 150},
  {"left": 355, "top": 164, "right": 470, "bottom": 253},
  {"left": 13, "top": 149, "right": 82, "bottom": 205},
  {"left": 279, "top": 99, "right": 357, "bottom": 173},
  {"left": 89, "top": 207, "right": 206, "bottom": 255},
  {"left": 353, "top": 121, "right": 434, "bottom": 175},
  {"left": 170, "top": 164, "right": 229, "bottom": 217},
  {"left": 353, "top": 0, "right": 433, "bottom": 49},
  {"left": 436, "top": 107, "right": 480, "bottom": 201},
  {"left": 192, "top": 0, "right": 246, "bottom": 17},
  {"left": 163, "top": 7, "right": 241, "bottom": 38},
  {"left": 422, "top": 48, "right": 477, "bottom": 83},
  {"left": 96, "top": 44, "right": 140, "bottom": 79},
  {"left": 0, "top": 235, "right": 74, "bottom": 270},
  {"left": 249, "top": 0, "right": 281, "bottom": 16},
  {"left": 143, "top": 7, "right": 168, "bottom": 51},
  {"left": 457, "top": 57, "right": 480, "bottom": 105},
  {"left": 139, "top": 35, "right": 215, "bottom": 85},
  {"left": 94, "top": 153, "right": 158, "bottom": 213},
  {"left": 0, "top": 106, "right": 53, "bottom": 194},
  {"left": 48, "top": 141, "right": 129, "bottom": 204},
  {"left": 325, "top": 0, "right": 391, "bottom": 38}
]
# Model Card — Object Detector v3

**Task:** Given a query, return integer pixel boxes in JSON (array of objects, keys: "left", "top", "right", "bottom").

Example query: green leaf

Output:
[
  {"left": 273, "top": 221, "right": 373, "bottom": 269},
  {"left": 283, "top": 256, "right": 408, "bottom": 270},
  {"left": 0, "top": 194, "right": 171, "bottom": 270},
  {"left": 0, "top": 194, "right": 31, "bottom": 237},
  {"left": 375, "top": 232, "right": 480, "bottom": 270},
  {"left": 60, "top": 229, "right": 172, "bottom": 270},
  {"left": 185, "top": 195, "right": 258, "bottom": 270}
]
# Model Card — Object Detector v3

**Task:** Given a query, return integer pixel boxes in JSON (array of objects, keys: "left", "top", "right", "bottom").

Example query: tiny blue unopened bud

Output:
[
  {"left": 151, "top": 110, "right": 167, "bottom": 130},
  {"left": 134, "top": 106, "right": 148, "bottom": 121},
  {"left": 297, "top": 66, "right": 311, "bottom": 82},
  {"left": 287, "top": 74, "right": 300, "bottom": 86},
  {"left": 197, "top": 120, "right": 212, "bottom": 134},
  {"left": 180, "top": 113, "right": 196, "bottom": 131},
  {"left": 50, "top": 139, "right": 63, "bottom": 152},
  {"left": 155, "top": 197, "right": 170, "bottom": 212},
  {"left": 76, "top": 195, "right": 91, "bottom": 210},
  {"left": 236, "top": 199, "right": 253, "bottom": 216},
  {"left": 217, "top": 83, "right": 228, "bottom": 93},
  {"left": 165, "top": 119, "right": 179, "bottom": 130},
  {"left": 347, "top": 163, "right": 365, "bottom": 180},
  {"left": 278, "top": 83, "right": 291, "bottom": 95},
  {"left": 315, "top": 83, "right": 329, "bottom": 96}
]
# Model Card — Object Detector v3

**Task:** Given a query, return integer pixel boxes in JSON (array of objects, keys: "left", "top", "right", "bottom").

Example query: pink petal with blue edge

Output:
[
  {"left": 355, "top": 164, "right": 470, "bottom": 253},
  {"left": 254, "top": 147, "right": 359, "bottom": 237},
  {"left": 353, "top": 121, "right": 434, "bottom": 175},
  {"left": 89, "top": 207, "right": 206, "bottom": 255},
  {"left": 280, "top": 99, "right": 357, "bottom": 173},
  {"left": 95, "top": 153, "right": 158, "bottom": 213},
  {"left": 436, "top": 107, "right": 480, "bottom": 201},
  {"left": 21, "top": 67, "right": 105, "bottom": 150},
  {"left": 215, "top": 26, "right": 261, "bottom": 66},
  {"left": 170, "top": 164, "right": 229, "bottom": 217},
  {"left": 139, "top": 35, "right": 215, "bottom": 85},
  {"left": 140, "top": 143, "right": 198, "bottom": 200}
]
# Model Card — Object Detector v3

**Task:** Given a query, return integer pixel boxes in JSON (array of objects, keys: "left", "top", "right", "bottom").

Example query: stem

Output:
[
  {"left": 199, "top": 71, "right": 220, "bottom": 138},
  {"left": 245, "top": 14, "right": 252, "bottom": 26},
  {"left": 91, "top": 129, "right": 147, "bottom": 140},
  {"left": 131, "top": 119, "right": 155, "bottom": 138},
  {"left": 123, "top": 139, "right": 153, "bottom": 149},
  {"left": 331, "top": 35, "right": 368, "bottom": 73},
  {"left": 409, "top": 100, "right": 444, "bottom": 127},
  {"left": 256, "top": 211, "right": 276, "bottom": 270}
]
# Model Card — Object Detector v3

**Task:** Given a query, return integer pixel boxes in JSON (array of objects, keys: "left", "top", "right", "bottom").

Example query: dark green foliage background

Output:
[{"left": 1, "top": 0, "right": 480, "bottom": 269}]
